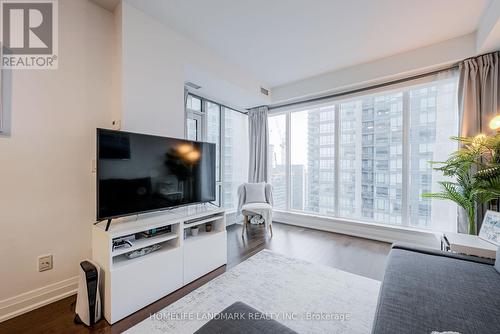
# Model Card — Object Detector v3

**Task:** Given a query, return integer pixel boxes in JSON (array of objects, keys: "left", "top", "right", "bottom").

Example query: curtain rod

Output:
[{"left": 266, "top": 64, "right": 459, "bottom": 111}]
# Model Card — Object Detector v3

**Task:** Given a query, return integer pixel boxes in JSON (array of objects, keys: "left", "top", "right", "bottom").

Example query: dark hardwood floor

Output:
[{"left": 0, "top": 222, "right": 390, "bottom": 334}]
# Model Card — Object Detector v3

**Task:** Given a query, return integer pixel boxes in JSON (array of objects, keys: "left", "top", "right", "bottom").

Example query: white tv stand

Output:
[{"left": 92, "top": 205, "right": 227, "bottom": 324}]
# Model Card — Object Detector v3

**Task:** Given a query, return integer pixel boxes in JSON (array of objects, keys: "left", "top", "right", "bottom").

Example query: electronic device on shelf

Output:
[
  {"left": 139, "top": 225, "right": 172, "bottom": 238},
  {"left": 112, "top": 235, "right": 135, "bottom": 251},
  {"left": 112, "top": 239, "right": 133, "bottom": 251},
  {"left": 125, "top": 244, "right": 162, "bottom": 259}
]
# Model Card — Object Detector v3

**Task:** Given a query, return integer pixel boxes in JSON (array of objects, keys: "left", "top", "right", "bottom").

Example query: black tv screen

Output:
[{"left": 97, "top": 129, "right": 216, "bottom": 220}]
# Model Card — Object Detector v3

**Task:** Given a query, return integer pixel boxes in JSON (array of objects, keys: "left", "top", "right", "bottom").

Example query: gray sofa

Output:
[
  {"left": 195, "top": 301, "right": 297, "bottom": 334},
  {"left": 372, "top": 244, "right": 500, "bottom": 334},
  {"left": 196, "top": 244, "right": 500, "bottom": 334}
]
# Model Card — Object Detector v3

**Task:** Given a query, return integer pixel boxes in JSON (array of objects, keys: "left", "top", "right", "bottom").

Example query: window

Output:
[
  {"left": 186, "top": 95, "right": 201, "bottom": 112},
  {"left": 290, "top": 105, "right": 336, "bottom": 215},
  {"left": 186, "top": 94, "right": 248, "bottom": 210},
  {"left": 223, "top": 107, "right": 249, "bottom": 210},
  {"left": 269, "top": 114, "right": 287, "bottom": 209},
  {"left": 408, "top": 80, "right": 458, "bottom": 230},
  {"left": 186, "top": 118, "right": 199, "bottom": 141},
  {"left": 186, "top": 95, "right": 203, "bottom": 141},
  {"left": 206, "top": 102, "right": 221, "bottom": 181},
  {"left": 268, "top": 72, "right": 459, "bottom": 232}
]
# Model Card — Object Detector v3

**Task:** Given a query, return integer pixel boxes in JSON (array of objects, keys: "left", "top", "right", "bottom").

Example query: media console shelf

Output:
[{"left": 92, "top": 205, "right": 227, "bottom": 324}]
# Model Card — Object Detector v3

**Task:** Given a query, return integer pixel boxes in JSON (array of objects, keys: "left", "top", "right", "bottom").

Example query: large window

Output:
[
  {"left": 268, "top": 72, "right": 459, "bottom": 232},
  {"left": 186, "top": 94, "right": 248, "bottom": 210},
  {"left": 292, "top": 105, "right": 336, "bottom": 215},
  {"left": 268, "top": 114, "right": 287, "bottom": 209},
  {"left": 223, "top": 107, "right": 249, "bottom": 210}
]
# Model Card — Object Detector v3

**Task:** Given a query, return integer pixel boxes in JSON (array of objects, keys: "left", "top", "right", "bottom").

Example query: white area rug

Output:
[{"left": 126, "top": 250, "right": 380, "bottom": 334}]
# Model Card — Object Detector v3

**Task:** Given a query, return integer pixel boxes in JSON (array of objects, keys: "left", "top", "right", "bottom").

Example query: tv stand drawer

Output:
[
  {"left": 183, "top": 231, "right": 227, "bottom": 284},
  {"left": 109, "top": 247, "right": 183, "bottom": 323}
]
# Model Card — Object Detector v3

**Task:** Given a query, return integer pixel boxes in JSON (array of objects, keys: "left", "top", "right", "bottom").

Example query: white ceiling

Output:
[{"left": 127, "top": 0, "right": 491, "bottom": 88}]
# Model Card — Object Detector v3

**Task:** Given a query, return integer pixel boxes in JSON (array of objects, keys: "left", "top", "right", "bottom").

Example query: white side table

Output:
[{"left": 442, "top": 232, "right": 497, "bottom": 259}]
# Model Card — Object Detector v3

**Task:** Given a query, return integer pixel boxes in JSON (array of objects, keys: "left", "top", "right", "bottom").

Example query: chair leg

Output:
[
  {"left": 269, "top": 223, "right": 273, "bottom": 237},
  {"left": 242, "top": 215, "right": 248, "bottom": 238}
]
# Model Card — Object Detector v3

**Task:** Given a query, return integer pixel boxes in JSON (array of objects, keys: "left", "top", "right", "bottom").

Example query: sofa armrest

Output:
[
  {"left": 372, "top": 243, "right": 500, "bottom": 334},
  {"left": 392, "top": 243, "right": 495, "bottom": 265}
]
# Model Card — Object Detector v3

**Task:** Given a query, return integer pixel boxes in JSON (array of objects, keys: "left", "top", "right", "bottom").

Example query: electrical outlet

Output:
[{"left": 38, "top": 255, "right": 53, "bottom": 272}]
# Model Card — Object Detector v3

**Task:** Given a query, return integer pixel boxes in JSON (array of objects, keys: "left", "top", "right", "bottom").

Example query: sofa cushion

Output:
[
  {"left": 496, "top": 246, "right": 500, "bottom": 274},
  {"left": 194, "top": 301, "right": 297, "bottom": 334},
  {"left": 372, "top": 247, "right": 500, "bottom": 334},
  {"left": 244, "top": 183, "right": 267, "bottom": 204}
]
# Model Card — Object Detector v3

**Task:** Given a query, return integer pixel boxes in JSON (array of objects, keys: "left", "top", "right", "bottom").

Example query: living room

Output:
[{"left": 0, "top": 0, "right": 499, "bottom": 333}]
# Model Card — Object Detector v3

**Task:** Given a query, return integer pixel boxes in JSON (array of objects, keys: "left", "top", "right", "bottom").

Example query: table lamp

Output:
[{"left": 489, "top": 115, "right": 500, "bottom": 132}]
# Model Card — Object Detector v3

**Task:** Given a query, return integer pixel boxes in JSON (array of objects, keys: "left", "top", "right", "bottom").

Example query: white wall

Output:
[
  {"left": 0, "top": 1, "right": 270, "bottom": 321},
  {"left": 476, "top": 0, "right": 500, "bottom": 53},
  {"left": 121, "top": 2, "right": 184, "bottom": 138},
  {"left": 0, "top": 0, "right": 116, "bottom": 321},
  {"left": 110, "top": 2, "right": 123, "bottom": 128},
  {"left": 120, "top": 1, "right": 269, "bottom": 139},
  {"left": 271, "top": 34, "right": 476, "bottom": 104}
]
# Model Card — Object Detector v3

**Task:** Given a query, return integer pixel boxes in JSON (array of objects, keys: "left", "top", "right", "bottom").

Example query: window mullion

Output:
[
  {"left": 201, "top": 100, "right": 208, "bottom": 142},
  {"left": 334, "top": 104, "right": 341, "bottom": 216},
  {"left": 220, "top": 106, "right": 226, "bottom": 207},
  {"left": 401, "top": 91, "right": 410, "bottom": 226},
  {"left": 286, "top": 112, "right": 291, "bottom": 212}
]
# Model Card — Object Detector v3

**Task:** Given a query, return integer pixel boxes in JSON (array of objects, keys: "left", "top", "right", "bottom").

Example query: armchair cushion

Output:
[
  {"left": 244, "top": 182, "right": 267, "bottom": 204},
  {"left": 242, "top": 202, "right": 272, "bottom": 213}
]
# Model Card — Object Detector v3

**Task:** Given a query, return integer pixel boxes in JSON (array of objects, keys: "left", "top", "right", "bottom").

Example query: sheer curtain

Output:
[
  {"left": 458, "top": 51, "right": 500, "bottom": 233},
  {"left": 248, "top": 106, "right": 269, "bottom": 183}
]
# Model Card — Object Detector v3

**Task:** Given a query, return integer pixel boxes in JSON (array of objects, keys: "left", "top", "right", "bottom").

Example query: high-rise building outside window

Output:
[{"left": 269, "top": 114, "right": 287, "bottom": 209}]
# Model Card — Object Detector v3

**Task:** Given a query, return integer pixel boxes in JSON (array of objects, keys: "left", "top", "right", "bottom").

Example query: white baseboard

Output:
[
  {"left": 0, "top": 276, "right": 78, "bottom": 323},
  {"left": 273, "top": 211, "right": 442, "bottom": 249}
]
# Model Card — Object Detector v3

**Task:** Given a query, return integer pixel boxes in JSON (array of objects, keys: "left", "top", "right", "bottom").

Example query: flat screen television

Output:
[{"left": 97, "top": 128, "right": 216, "bottom": 221}]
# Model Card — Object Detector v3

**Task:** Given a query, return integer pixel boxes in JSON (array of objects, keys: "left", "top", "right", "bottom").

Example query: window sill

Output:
[{"left": 273, "top": 210, "right": 443, "bottom": 249}]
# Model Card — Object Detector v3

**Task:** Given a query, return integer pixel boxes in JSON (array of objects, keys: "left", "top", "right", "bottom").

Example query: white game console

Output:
[{"left": 74, "top": 260, "right": 102, "bottom": 326}]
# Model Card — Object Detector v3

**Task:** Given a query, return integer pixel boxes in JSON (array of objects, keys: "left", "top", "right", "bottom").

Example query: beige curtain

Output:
[
  {"left": 458, "top": 52, "right": 500, "bottom": 233},
  {"left": 248, "top": 106, "right": 269, "bottom": 183}
]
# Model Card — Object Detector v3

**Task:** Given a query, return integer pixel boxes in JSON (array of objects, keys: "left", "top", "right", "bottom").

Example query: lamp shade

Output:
[{"left": 489, "top": 115, "right": 500, "bottom": 130}]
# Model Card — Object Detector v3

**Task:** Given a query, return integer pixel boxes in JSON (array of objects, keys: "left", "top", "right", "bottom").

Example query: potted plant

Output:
[
  {"left": 423, "top": 134, "right": 500, "bottom": 235},
  {"left": 190, "top": 226, "right": 199, "bottom": 236}
]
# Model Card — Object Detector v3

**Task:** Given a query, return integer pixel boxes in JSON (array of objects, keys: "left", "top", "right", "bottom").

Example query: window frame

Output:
[
  {"left": 268, "top": 72, "right": 458, "bottom": 229},
  {"left": 185, "top": 92, "right": 248, "bottom": 211}
]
